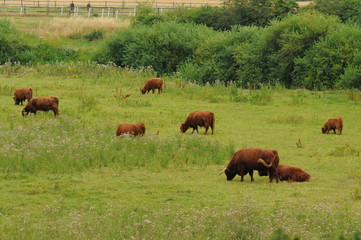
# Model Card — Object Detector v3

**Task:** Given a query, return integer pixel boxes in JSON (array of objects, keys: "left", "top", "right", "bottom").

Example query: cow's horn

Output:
[
  {"left": 258, "top": 159, "right": 272, "bottom": 168},
  {"left": 219, "top": 167, "right": 226, "bottom": 175}
]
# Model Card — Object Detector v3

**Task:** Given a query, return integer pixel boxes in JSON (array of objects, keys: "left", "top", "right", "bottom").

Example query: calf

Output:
[
  {"left": 116, "top": 123, "right": 146, "bottom": 136},
  {"left": 180, "top": 111, "right": 215, "bottom": 134},
  {"left": 13, "top": 88, "right": 33, "bottom": 105},
  {"left": 140, "top": 78, "right": 163, "bottom": 94},
  {"left": 22, "top": 97, "right": 59, "bottom": 117},
  {"left": 277, "top": 165, "right": 311, "bottom": 182},
  {"left": 321, "top": 117, "right": 343, "bottom": 135}
]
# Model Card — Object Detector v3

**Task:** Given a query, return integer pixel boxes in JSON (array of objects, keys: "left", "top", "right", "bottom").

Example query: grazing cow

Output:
[
  {"left": 321, "top": 117, "right": 343, "bottom": 135},
  {"left": 13, "top": 88, "right": 33, "bottom": 105},
  {"left": 116, "top": 123, "right": 146, "bottom": 136},
  {"left": 140, "top": 78, "right": 163, "bottom": 94},
  {"left": 219, "top": 148, "right": 280, "bottom": 183},
  {"left": 277, "top": 165, "right": 311, "bottom": 182},
  {"left": 180, "top": 111, "right": 215, "bottom": 134},
  {"left": 22, "top": 97, "right": 59, "bottom": 117}
]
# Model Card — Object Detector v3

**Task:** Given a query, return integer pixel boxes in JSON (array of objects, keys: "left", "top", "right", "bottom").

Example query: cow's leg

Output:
[
  {"left": 240, "top": 174, "right": 244, "bottom": 182},
  {"left": 249, "top": 170, "right": 254, "bottom": 182},
  {"left": 333, "top": 128, "right": 336, "bottom": 134},
  {"left": 195, "top": 127, "right": 199, "bottom": 134},
  {"left": 338, "top": 127, "right": 342, "bottom": 135},
  {"left": 152, "top": 89, "right": 155, "bottom": 94},
  {"left": 205, "top": 126, "right": 209, "bottom": 134}
]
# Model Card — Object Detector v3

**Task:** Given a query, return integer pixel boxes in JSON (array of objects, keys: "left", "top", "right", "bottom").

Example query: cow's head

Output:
[
  {"left": 21, "top": 108, "right": 29, "bottom": 116},
  {"left": 180, "top": 123, "right": 188, "bottom": 133},
  {"left": 219, "top": 167, "right": 237, "bottom": 181},
  {"left": 140, "top": 88, "right": 146, "bottom": 94},
  {"left": 258, "top": 169, "right": 268, "bottom": 176},
  {"left": 321, "top": 126, "right": 326, "bottom": 133}
]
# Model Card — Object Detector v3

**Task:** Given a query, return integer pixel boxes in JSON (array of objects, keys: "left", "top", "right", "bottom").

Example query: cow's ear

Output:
[{"left": 272, "top": 150, "right": 278, "bottom": 156}]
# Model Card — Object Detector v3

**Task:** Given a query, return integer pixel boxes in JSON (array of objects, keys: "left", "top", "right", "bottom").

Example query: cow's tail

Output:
[{"left": 211, "top": 112, "right": 215, "bottom": 134}]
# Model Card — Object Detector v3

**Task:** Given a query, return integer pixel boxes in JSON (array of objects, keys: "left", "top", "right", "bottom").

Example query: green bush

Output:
[
  {"left": 0, "top": 19, "right": 28, "bottom": 64},
  {"left": 337, "top": 51, "right": 361, "bottom": 89},
  {"left": 178, "top": 26, "right": 258, "bottom": 84},
  {"left": 235, "top": 11, "right": 339, "bottom": 88},
  {"left": 131, "top": 2, "right": 165, "bottom": 26},
  {"left": 294, "top": 24, "right": 361, "bottom": 89},
  {"left": 94, "top": 21, "right": 215, "bottom": 74},
  {"left": 84, "top": 29, "right": 105, "bottom": 41},
  {"left": 164, "top": 0, "right": 298, "bottom": 30},
  {"left": 19, "top": 43, "right": 79, "bottom": 64},
  {"left": 307, "top": 0, "right": 361, "bottom": 25}
]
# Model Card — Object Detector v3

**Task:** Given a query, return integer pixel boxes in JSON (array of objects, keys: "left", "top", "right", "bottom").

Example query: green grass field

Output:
[{"left": 0, "top": 63, "right": 361, "bottom": 239}]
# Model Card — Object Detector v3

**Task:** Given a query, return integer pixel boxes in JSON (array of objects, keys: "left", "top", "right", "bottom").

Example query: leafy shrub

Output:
[
  {"left": 164, "top": 0, "right": 298, "bottom": 30},
  {"left": 178, "top": 26, "right": 258, "bottom": 84},
  {"left": 0, "top": 19, "right": 28, "bottom": 64},
  {"left": 307, "top": 0, "right": 361, "bottom": 25},
  {"left": 131, "top": 2, "right": 165, "bottom": 26},
  {"left": 19, "top": 43, "right": 79, "bottom": 64},
  {"left": 235, "top": 11, "right": 339, "bottom": 88},
  {"left": 84, "top": 29, "right": 104, "bottom": 41},
  {"left": 294, "top": 24, "right": 361, "bottom": 89},
  {"left": 94, "top": 21, "right": 215, "bottom": 74}
]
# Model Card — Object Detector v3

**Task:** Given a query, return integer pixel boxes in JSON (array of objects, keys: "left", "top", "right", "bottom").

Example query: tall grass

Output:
[
  {"left": 22, "top": 17, "right": 130, "bottom": 38},
  {"left": 0, "top": 116, "right": 233, "bottom": 174}
]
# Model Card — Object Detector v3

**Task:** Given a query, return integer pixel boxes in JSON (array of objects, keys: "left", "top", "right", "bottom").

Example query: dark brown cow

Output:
[
  {"left": 22, "top": 97, "right": 59, "bottom": 117},
  {"left": 277, "top": 165, "right": 311, "bottom": 182},
  {"left": 116, "top": 123, "right": 146, "bottom": 136},
  {"left": 140, "top": 78, "right": 163, "bottom": 94},
  {"left": 220, "top": 148, "right": 280, "bottom": 183},
  {"left": 13, "top": 88, "right": 33, "bottom": 105},
  {"left": 180, "top": 111, "right": 215, "bottom": 134},
  {"left": 321, "top": 117, "right": 343, "bottom": 135}
]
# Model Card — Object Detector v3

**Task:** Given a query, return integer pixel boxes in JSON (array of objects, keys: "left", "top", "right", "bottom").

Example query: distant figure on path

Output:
[
  {"left": 70, "top": 1, "right": 75, "bottom": 13},
  {"left": 87, "top": 2, "right": 91, "bottom": 11}
]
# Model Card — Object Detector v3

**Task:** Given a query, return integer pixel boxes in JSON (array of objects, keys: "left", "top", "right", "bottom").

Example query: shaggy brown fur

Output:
[
  {"left": 321, "top": 117, "right": 343, "bottom": 135},
  {"left": 221, "top": 148, "right": 280, "bottom": 183},
  {"left": 277, "top": 165, "right": 311, "bottom": 182},
  {"left": 116, "top": 123, "right": 146, "bottom": 136},
  {"left": 13, "top": 88, "right": 33, "bottom": 105},
  {"left": 180, "top": 111, "right": 215, "bottom": 134},
  {"left": 22, "top": 97, "right": 59, "bottom": 117},
  {"left": 140, "top": 78, "right": 163, "bottom": 94}
]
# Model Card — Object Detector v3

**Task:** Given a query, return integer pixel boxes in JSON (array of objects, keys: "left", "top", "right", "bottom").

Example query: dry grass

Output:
[{"left": 24, "top": 17, "right": 130, "bottom": 38}]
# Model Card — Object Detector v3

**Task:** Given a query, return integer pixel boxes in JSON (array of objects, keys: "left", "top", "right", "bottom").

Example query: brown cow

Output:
[
  {"left": 140, "top": 78, "right": 163, "bottom": 94},
  {"left": 277, "top": 164, "right": 311, "bottom": 182},
  {"left": 22, "top": 97, "right": 59, "bottom": 117},
  {"left": 13, "top": 88, "right": 33, "bottom": 105},
  {"left": 321, "top": 117, "right": 343, "bottom": 135},
  {"left": 116, "top": 123, "right": 146, "bottom": 136},
  {"left": 180, "top": 111, "right": 215, "bottom": 134},
  {"left": 219, "top": 148, "right": 280, "bottom": 183}
]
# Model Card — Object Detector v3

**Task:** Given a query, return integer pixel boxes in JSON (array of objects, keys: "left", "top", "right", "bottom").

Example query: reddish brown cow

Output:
[
  {"left": 220, "top": 148, "right": 280, "bottom": 183},
  {"left": 140, "top": 78, "right": 163, "bottom": 94},
  {"left": 277, "top": 165, "right": 311, "bottom": 182},
  {"left": 13, "top": 88, "right": 33, "bottom": 105},
  {"left": 116, "top": 123, "right": 146, "bottom": 136},
  {"left": 180, "top": 111, "right": 215, "bottom": 134},
  {"left": 321, "top": 117, "right": 343, "bottom": 135},
  {"left": 22, "top": 97, "right": 59, "bottom": 117}
]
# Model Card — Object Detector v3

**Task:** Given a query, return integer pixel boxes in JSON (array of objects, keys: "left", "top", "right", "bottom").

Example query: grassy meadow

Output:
[{"left": 0, "top": 62, "right": 361, "bottom": 239}]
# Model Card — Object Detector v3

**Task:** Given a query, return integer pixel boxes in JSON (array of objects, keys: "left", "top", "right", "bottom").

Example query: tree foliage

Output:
[
  {"left": 0, "top": 19, "right": 28, "bottom": 64},
  {"left": 95, "top": 21, "right": 215, "bottom": 74}
]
